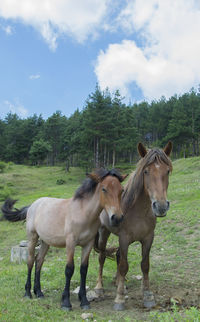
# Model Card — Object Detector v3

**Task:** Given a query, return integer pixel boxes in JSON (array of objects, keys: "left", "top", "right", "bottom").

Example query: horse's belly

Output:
[{"left": 39, "top": 233, "right": 66, "bottom": 248}]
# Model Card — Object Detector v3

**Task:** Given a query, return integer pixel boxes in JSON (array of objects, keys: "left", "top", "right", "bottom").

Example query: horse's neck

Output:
[
  {"left": 82, "top": 189, "right": 102, "bottom": 222},
  {"left": 126, "top": 190, "right": 152, "bottom": 218}
]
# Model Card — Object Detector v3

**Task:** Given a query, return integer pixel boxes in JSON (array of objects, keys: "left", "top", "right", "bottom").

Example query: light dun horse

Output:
[
  {"left": 94, "top": 142, "right": 173, "bottom": 310},
  {"left": 2, "top": 168, "right": 126, "bottom": 311}
]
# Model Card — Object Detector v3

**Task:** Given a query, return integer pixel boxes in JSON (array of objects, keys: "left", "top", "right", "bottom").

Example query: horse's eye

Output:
[
  {"left": 102, "top": 187, "right": 107, "bottom": 193},
  {"left": 167, "top": 169, "right": 170, "bottom": 175},
  {"left": 144, "top": 169, "right": 148, "bottom": 175}
]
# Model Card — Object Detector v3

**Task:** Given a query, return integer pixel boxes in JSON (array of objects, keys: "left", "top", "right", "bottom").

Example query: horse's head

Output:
[
  {"left": 89, "top": 170, "right": 127, "bottom": 227},
  {"left": 138, "top": 141, "right": 173, "bottom": 217}
]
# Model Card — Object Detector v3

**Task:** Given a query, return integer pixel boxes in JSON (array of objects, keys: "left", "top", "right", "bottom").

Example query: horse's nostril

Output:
[
  {"left": 110, "top": 214, "right": 124, "bottom": 226},
  {"left": 152, "top": 201, "right": 156, "bottom": 209},
  {"left": 166, "top": 201, "right": 170, "bottom": 209}
]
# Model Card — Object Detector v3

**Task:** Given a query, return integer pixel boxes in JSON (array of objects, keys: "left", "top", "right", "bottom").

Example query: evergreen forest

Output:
[{"left": 1, "top": 85, "right": 200, "bottom": 170}]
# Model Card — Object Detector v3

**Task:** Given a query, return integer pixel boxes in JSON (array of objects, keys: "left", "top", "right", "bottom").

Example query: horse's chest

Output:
[
  {"left": 125, "top": 215, "right": 156, "bottom": 242},
  {"left": 134, "top": 222, "right": 153, "bottom": 240}
]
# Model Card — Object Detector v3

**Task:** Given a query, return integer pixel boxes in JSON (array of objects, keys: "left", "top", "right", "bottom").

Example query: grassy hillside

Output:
[
  {"left": 0, "top": 159, "right": 200, "bottom": 321},
  {"left": 0, "top": 164, "right": 85, "bottom": 205}
]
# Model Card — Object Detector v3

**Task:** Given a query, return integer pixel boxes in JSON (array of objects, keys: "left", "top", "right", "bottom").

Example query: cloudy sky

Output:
[{"left": 0, "top": 0, "right": 200, "bottom": 119}]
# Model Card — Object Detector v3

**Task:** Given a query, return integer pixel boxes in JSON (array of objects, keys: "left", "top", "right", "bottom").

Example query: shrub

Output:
[
  {"left": 0, "top": 185, "right": 13, "bottom": 201},
  {"left": 7, "top": 161, "right": 14, "bottom": 169},
  {"left": 56, "top": 179, "right": 66, "bottom": 185},
  {"left": 0, "top": 161, "right": 7, "bottom": 173}
]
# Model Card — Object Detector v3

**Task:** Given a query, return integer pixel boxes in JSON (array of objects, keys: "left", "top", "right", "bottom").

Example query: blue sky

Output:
[{"left": 0, "top": 0, "right": 200, "bottom": 119}]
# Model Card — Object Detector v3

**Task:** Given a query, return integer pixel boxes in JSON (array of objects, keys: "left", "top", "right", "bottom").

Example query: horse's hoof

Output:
[
  {"left": 81, "top": 304, "right": 91, "bottom": 310},
  {"left": 113, "top": 302, "right": 125, "bottom": 311},
  {"left": 94, "top": 288, "right": 104, "bottom": 296},
  {"left": 35, "top": 292, "right": 44, "bottom": 298},
  {"left": 37, "top": 294, "right": 44, "bottom": 299},
  {"left": 143, "top": 291, "right": 156, "bottom": 308},
  {"left": 24, "top": 293, "right": 32, "bottom": 299},
  {"left": 61, "top": 306, "right": 72, "bottom": 311}
]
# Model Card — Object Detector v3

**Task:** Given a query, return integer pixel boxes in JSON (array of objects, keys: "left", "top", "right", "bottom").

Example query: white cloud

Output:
[
  {"left": 3, "top": 100, "right": 28, "bottom": 118},
  {"left": 0, "top": 23, "right": 14, "bottom": 35},
  {"left": 0, "top": 0, "right": 110, "bottom": 50},
  {"left": 29, "top": 74, "right": 40, "bottom": 80},
  {"left": 3, "top": 25, "right": 13, "bottom": 35},
  {"left": 1, "top": 0, "right": 200, "bottom": 102},
  {"left": 95, "top": 0, "right": 200, "bottom": 101}
]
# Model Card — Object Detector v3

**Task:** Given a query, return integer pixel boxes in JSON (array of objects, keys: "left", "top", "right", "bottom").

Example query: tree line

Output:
[{"left": 0, "top": 85, "right": 200, "bottom": 170}]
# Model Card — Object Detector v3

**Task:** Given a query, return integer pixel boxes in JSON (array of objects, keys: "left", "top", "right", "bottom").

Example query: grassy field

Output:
[{"left": 0, "top": 159, "right": 200, "bottom": 321}]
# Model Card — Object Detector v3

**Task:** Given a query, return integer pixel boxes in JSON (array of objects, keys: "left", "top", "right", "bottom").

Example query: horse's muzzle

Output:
[
  {"left": 152, "top": 200, "right": 170, "bottom": 217},
  {"left": 110, "top": 214, "right": 124, "bottom": 226}
]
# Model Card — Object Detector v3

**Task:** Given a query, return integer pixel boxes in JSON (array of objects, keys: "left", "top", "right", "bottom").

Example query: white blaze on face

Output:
[{"left": 106, "top": 206, "right": 116, "bottom": 219}]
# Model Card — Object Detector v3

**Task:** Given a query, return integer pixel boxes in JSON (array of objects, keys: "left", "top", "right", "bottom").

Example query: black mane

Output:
[{"left": 74, "top": 168, "right": 123, "bottom": 200}]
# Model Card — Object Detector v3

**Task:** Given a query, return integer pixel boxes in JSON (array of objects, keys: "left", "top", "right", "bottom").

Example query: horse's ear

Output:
[
  {"left": 121, "top": 174, "right": 129, "bottom": 182},
  {"left": 163, "top": 141, "right": 173, "bottom": 156},
  {"left": 87, "top": 173, "right": 101, "bottom": 183},
  {"left": 138, "top": 142, "right": 147, "bottom": 158}
]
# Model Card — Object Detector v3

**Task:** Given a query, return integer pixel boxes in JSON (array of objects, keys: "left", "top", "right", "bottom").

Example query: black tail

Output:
[
  {"left": 1, "top": 198, "right": 29, "bottom": 222},
  {"left": 94, "top": 231, "right": 118, "bottom": 261}
]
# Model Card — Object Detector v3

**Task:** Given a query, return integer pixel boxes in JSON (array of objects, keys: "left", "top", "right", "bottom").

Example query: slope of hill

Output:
[{"left": 0, "top": 158, "right": 200, "bottom": 321}]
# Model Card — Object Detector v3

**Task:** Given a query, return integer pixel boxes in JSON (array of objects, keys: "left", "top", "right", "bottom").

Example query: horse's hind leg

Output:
[
  {"left": 113, "top": 247, "right": 121, "bottom": 286},
  {"left": 25, "top": 232, "right": 39, "bottom": 298},
  {"left": 94, "top": 227, "right": 110, "bottom": 295},
  {"left": 114, "top": 236, "right": 129, "bottom": 311},
  {"left": 34, "top": 240, "right": 49, "bottom": 298},
  {"left": 141, "top": 235, "right": 156, "bottom": 308}
]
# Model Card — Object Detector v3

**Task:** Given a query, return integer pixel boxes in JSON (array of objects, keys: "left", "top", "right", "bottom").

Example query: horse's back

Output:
[{"left": 26, "top": 197, "right": 71, "bottom": 247}]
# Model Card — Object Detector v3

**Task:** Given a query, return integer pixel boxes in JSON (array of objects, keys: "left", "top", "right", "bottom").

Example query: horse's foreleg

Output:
[
  {"left": 141, "top": 235, "right": 155, "bottom": 308},
  {"left": 25, "top": 233, "right": 39, "bottom": 298},
  {"left": 34, "top": 241, "right": 49, "bottom": 298},
  {"left": 61, "top": 243, "right": 75, "bottom": 311},
  {"left": 78, "top": 240, "right": 94, "bottom": 309},
  {"left": 114, "top": 238, "right": 129, "bottom": 311},
  {"left": 94, "top": 227, "right": 110, "bottom": 295}
]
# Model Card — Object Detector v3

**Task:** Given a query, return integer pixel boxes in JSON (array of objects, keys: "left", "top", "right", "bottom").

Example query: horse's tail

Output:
[
  {"left": 1, "top": 198, "right": 29, "bottom": 222},
  {"left": 94, "top": 231, "right": 118, "bottom": 260}
]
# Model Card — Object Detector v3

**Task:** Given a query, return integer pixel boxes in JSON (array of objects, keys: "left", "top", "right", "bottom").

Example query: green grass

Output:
[
  {"left": 0, "top": 164, "right": 85, "bottom": 204},
  {"left": 0, "top": 159, "right": 200, "bottom": 321}
]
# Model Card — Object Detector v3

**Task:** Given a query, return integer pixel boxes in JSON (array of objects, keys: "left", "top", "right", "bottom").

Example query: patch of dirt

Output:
[{"left": 72, "top": 281, "right": 200, "bottom": 320}]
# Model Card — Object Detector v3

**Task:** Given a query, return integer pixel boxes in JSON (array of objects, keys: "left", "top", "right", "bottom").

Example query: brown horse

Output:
[
  {"left": 94, "top": 142, "right": 173, "bottom": 310},
  {"left": 2, "top": 168, "right": 126, "bottom": 311}
]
